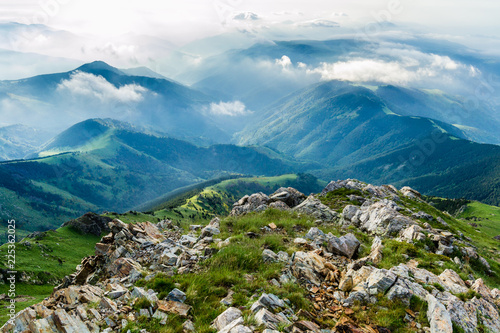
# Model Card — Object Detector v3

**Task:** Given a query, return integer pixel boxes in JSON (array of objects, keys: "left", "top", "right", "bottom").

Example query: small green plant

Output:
[
  {"left": 432, "top": 283, "right": 445, "bottom": 292},
  {"left": 457, "top": 290, "right": 481, "bottom": 302},
  {"left": 133, "top": 298, "right": 152, "bottom": 311},
  {"left": 276, "top": 322, "right": 290, "bottom": 332}
]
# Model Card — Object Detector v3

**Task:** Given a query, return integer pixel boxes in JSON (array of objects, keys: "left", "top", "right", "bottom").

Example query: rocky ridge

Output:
[{"left": 2, "top": 180, "right": 499, "bottom": 333}]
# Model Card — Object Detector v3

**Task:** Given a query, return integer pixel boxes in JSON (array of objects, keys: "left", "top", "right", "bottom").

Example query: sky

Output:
[
  {"left": 1, "top": 0, "right": 500, "bottom": 81},
  {"left": 2, "top": 0, "right": 500, "bottom": 43},
  {"left": 0, "top": 0, "right": 499, "bottom": 134}
]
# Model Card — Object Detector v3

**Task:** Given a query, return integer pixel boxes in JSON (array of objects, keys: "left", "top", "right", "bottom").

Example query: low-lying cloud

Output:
[
  {"left": 207, "top": 101, "right": 252, "bottom": 116},
  {"left": 57, "top": 71, "right": 147, "bottom": 103},
  {"left": 233, "top": 12, "right": 260, "bottom": 21},
  {"left": 270, "top": 47, "right": 478, "bottom": 88},
  {"left": 308, "top": 53, "right": 473, "bottom": 85}
]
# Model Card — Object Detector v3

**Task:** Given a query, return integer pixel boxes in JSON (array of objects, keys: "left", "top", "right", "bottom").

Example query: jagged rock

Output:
[
  {"left": 269, "top": 201, "right": 291, "bottom": 211},
  {"left": 410, "top": 267, "right": 441, "bottom": 286},
  {"left": 108, "top": 218, "right": 128, "bottom": 234},
  {"left": 326, "top": 233, "right": 360, "bottom": 259},
  {"left": 365, "top": 269, "right": 398, "bottom": 295},
  {"left": 95, "top": 243, "right": 111, "bottom": 255},
  {"left": 108, "top": 288, "right": 127, "bottom": 299},
  {"left": 400, "top": 186, "right": 421, "bottom": 199},
  {"left": 277, "top": 251, "right": 289, "bottom": 262},
  {"left": 471, "top": 278, "right": 493, "bottom": 299},
  {"left": 108, "top": 257, "right": 142, "bottom": 279},
  {"left": 100, "top": 297, "right": 118, "bottom": 311},
  {"left": 342, "top": 200, "right": 415, "bottom": 236},
  {"left": 62, "top": 212, "right": 113, "bottom": 236},
  {"left": 412, "top": 211, "right": 433, "bottom": 221},
  {"left": 221, "top": 290, "right": 235, "bottom": 306},
  {"left": 53, "top": 308, "right": 91, "bottom": 333},
  {"left": 167, "top": 288, "right": 186, "bottom": 303},
  {"left": 386, "top": 278, "right": 427, "bottom": 303},
  {"left": 280, "top": 271, "right": 297, "bottom": 285},
  {"left": 231, "top": 193, "right": 270, "bottom": 216},
  {"left": 338, "top": 276, "right": 353, "bottom": 292},
  {"left": 182, "top": 319, "right": 195, "bottom": 332},
  {"left": 478, "top": 256, "right": 491, "bottom": 270},
  {"left": 293, "top": 238, "right": 307, "bottom": 245},
  {"left": 269, "top": 187, "right": 306, "bottom": 207},
  {"left": 436, "top": 243, "right": 454, "bottom": 256},
  {"left": 400, "top": 225, "right": 426, "bottom": 243},
  {"left": 426, "top": 294, "right": 453, "bottom": 333},
  {"left": 294, "top": 320, "right": 321, "bottom": 333},
  {"left": 262, "top": 249, "right": 279, "bottom": 263},
  {"left": 251, "top": 293, "right": 285, "bottom": 312},
  {"left": 212, "top": 307, "right": 242, "bottom": 331},
  {"left": 467, "top": 297, "right": 500, "bottom": 332},
  {"left": 161, "top": 252, "right": 179, "bottom": 266},
  {"left": 443, "top": 294, "right": 477, "bottom": 333},
  {"left": 293, "top": 195, "right": 339, "bottom": 221},
  {"left": 225, "top": 325, "right": 252, "bottom": 333},
  {"left": 131, "top": 287, "right": 158, "bottom": 304},
  {"left": 158, "top": 300, "right": 191, "bottom": 317},
  {"left": 321, "top": 179, "right": 365, "bottom": 195},
  {"left": 254, "top": 308, "right": 290, "bottom": 330},
  {"left": 305, "top": 227, "right": 326, "bottom": 241},
  {"left": 438, "top": 270, "right": 468, "bottom": 294},
  {"left": 180, "top": 235, "right": 198, "bottom": 247},
  {"left": 342, "top": 205, "right": 360, "bottom": 221},
  {"left": 369, "top": 236, "right": 384, "bottom": 264},
  {"left": 201, "top": 220, "right": 220, "bottom": 238},
  {"left": 291, "top": 251, "right": 325, "bottom": 286},
  {"left": 462, "top": 247, "right": 478, "bottom": 259}
]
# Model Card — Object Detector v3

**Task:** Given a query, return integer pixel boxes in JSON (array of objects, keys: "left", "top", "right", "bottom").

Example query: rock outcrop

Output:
[{"left": 4, "top": 179, "right": 500, "bottom": 333}]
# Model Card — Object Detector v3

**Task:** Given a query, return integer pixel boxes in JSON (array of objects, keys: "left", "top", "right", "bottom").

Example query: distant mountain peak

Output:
[
  {"left": 120, "top": 66, "right": 168, "bottom": 80},
  {"left": 75, "top": 61, "right": 124, "bottom": 76}
]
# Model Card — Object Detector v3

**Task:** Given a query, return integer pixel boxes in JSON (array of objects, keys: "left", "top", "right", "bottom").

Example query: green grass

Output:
[
  {"left": 0, "top": 226, "right": 102, "bottom": 283},
  {"left": 352, "top": 295, "right": 429, "bottom": 332},
  {"left": 0, "top": 284, "right": 54, "bottom": 326},
  {"left": 319, "top": 188, "right": 365, "bottom": 212},
  {"left": 0, "top": 226, "right": 102, "bottom": 326},
  {"left": 129, "top": 209, "right": 322, "bottom": 333}
]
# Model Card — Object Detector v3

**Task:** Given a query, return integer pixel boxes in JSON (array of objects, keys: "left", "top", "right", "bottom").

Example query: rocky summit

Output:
[{"left": 3, "top": 179, "right": 500, "bottom": 333}]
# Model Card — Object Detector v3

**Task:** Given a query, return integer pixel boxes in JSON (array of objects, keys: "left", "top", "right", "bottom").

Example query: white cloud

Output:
[
  {"left": 307, "top": 52, "right": 472, "bottom": 85},
  {"left": 57, "top": 71, "right": 147, "bottom": 103},
  {"left": 275, "top": 55, "right": 292, "bottom": 69},
  {"left": 233, "top": 12, "right": 260, "bottom": 21},
  {"left": 309, "top": 60, "right": 414, "bottom": 84},
  {"left": 208, "top": 101, "right": 252, "bottom": 116},
  {"left": 296, "top": 19, "right": 340, "bottom": 28}
]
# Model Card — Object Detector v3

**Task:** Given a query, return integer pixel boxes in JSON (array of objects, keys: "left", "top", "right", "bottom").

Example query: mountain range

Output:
[
  {"left": 0, "top": 60, "right": 231, "bottom": 145},
  {"left": 0, "top": 34, "right": 499, "bottom": 235},
  {"left": 0, "top": 118, "right": 306, "bottom": 232}
]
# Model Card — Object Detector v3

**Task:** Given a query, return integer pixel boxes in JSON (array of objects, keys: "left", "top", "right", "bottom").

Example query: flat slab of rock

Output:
[
  {"left": 157, "top": 300, "right": 191, "bottom": 317},
  {"left": 326, "top": 233, "right": 360, "bottom": 259},
  {"left": 426, "top": 294, "right": 453, "bottom": 333},
  {"left": 212, "top": 307, "right": 242, "bottom": 331}
]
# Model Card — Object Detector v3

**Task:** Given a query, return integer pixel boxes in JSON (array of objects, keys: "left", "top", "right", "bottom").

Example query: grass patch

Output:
[
  {"left": 320, "top": 188, "right": 365, "bottom": 211},
  {"left": 0, "top": 284, "right": 55, "bottom": 325},
  {"left": 0, "top": 226, "right": 102, "bottom": 283},
  {"left": 127, "top": 216, "right": 312, "bottom": 333}
]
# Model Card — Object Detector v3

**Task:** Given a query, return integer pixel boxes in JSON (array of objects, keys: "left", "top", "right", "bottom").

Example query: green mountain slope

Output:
[
  {"left": 237, "top": 81, "right": 500, "bottom": 205},
  {"left": 0, "top": 119, "right": 302, "bottom": 233}
]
